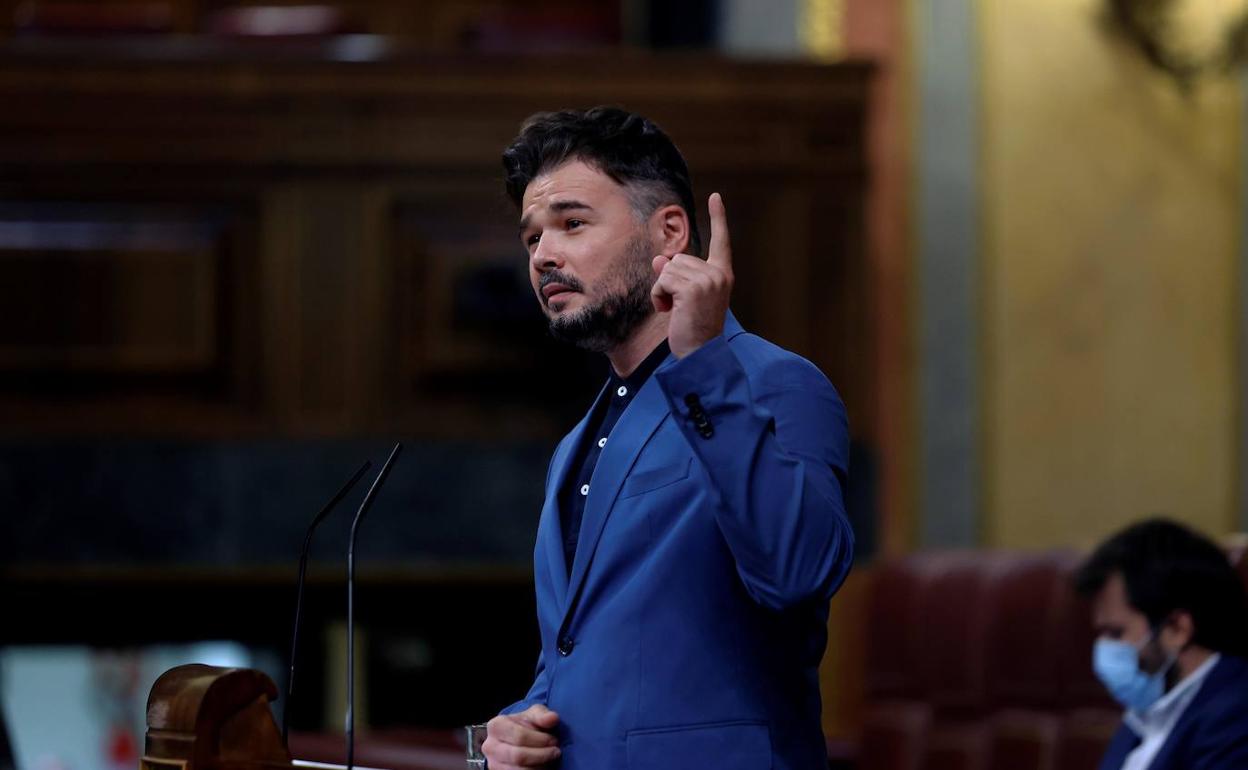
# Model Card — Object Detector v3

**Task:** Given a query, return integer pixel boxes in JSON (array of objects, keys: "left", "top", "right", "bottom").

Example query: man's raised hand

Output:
[{"left": 651, "top": 192, "right": 734, "bottom": 358}]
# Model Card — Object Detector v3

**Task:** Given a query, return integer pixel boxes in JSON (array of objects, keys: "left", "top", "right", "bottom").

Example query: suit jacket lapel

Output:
[
  {"left": 554, "top": 315, "right": 737, "bottom": 622},
  {"left": 562, "top": 365, "right": 672, "bottom": 623},
  {"left": 541, "top": 384, "right": 606, "bottom": 608},
  {"left": 1099, "top": 726, "right": 1139, "bottom": 770},
  {"left": 1148, "top": 656, "right": 1231, "bottom": 769}
]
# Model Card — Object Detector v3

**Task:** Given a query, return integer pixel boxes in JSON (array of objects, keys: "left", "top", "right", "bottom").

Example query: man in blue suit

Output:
[
  {"left": 481, "top": 107, "right": 855, "bottom": 770},
  {"left": 1075, "top": 519, "right": 1248, "bottom": 770}
]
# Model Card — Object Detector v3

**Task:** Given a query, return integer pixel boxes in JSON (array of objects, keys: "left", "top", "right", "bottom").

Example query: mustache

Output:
[{"left": 538, "top": 270, "right": 585, "bottom": 300}]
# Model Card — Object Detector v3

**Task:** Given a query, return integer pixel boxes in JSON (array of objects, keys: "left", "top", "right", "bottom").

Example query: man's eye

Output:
[
  {"left": 567, "top": 219, "right": 584, "bottom": 230},
  {"left": 526, "top": 233, "right": 540, "bottom": 247}
]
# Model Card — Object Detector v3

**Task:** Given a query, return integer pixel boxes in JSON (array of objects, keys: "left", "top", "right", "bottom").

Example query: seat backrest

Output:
[
  {"left": 987, "top": 710, "right": 1061, "bottom": 770},
  {"left": 1228, "top": 536, "right": 1248, "bottom": 594},
  {"left": 1052, "top": 552, "right": 1116, "bottom": 710},
  {"left": 915, "top": 552, "right": 995, "bottom": 715},
  {"left": 1056, "top": 708, "right": 1122, "bottom": 770},
  {"left": 865, "top": 554, "right": 939, "bottom": 700},
  {"left": 984, "top": 552, "right": 1072, "bottom": 710}
]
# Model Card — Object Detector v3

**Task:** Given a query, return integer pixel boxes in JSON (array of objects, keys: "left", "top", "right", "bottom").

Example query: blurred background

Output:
[{"left": 0, "top": 0, "right": 1246, "bottom": 768}]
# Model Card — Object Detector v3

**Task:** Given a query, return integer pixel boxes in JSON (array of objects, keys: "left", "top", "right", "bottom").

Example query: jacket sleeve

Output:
[
  {"left": 654, "top": 334, "right": 854, "bottom": 611},
  {"left": 499, "top": 654, "right": 550, "bottom": 715}
]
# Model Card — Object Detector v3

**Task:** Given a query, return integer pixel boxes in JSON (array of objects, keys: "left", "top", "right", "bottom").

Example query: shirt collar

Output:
[
  {"left": 609, "top": 339, "right": 671, "bottom": 393},
  {"left": 1124, "top": 653, "right": 1221, "bottom": 736}
]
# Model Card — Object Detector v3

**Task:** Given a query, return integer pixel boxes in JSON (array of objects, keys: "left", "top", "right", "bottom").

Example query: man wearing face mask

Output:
[{"left": 1074, "top": 518, "right": 1248, "bottom": 770}]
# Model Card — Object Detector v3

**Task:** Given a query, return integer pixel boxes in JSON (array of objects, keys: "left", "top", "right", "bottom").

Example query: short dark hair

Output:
[
  {"left": 502, "top": 106, "right": 702, "bottom": 257},
  {"left": 1075, "top": 518, "right": 1248, "bottom": 656}
]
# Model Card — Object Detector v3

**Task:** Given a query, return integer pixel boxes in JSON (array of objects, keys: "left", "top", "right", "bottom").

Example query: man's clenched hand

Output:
[{"left": 483, "top": 704, "right": 562, "bottom": 769}]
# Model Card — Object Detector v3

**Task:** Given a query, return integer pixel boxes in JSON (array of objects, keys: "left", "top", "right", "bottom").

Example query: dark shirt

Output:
[{"left": 558, "top": 339, "right": 672, "bottom": 574}]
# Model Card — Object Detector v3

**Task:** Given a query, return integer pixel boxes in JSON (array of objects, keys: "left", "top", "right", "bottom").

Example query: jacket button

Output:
[{"left": 557, "top": 636, "right": 575, "bottom": 656}]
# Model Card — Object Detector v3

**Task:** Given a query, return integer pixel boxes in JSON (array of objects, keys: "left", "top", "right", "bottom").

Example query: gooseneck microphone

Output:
[
  {"left": 284, "top": 460, "right": 373, "bottom": 745},
  {"left": 346, "top": 442, "right": 403, "bottom": 770}
]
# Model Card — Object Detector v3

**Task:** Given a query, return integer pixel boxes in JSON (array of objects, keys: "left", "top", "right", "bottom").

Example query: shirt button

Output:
[
  {"left": 557, "top": 636, "right": 575, "bottom": 656},
  {"left": 580, "top": 484, "right": 589, "bottom": 496},
  {"left": 617, "top": 385, "right": 628, "bottom": 397},
  {"left": 597, "top": 437, "right": 607, "bottom": 448}
]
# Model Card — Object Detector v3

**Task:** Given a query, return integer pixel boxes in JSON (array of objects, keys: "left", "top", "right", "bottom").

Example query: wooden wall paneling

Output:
[
  {"left": 0, "top": 0, "right": 621, "bottom": 40},
  {"left": 255, "top": 182, "right": 393, "bottom": 434},
  {"left": 696, "top": 176, "right": 800, "bottom": 350},
  {"left": 0, "top": 246, "right": 216, "bottom": 372},
  {"left": 811, "top": 185, "right": 873, "bottom": 439},
  {"left": 354, "top": 182, "right": 394, "bottom": 432},
  {"left": 766, "top": 183, "right": 815, "bottom": 356},
  {"left": 0, "top": 47, "right": 873, "bottom": 442},
  {"left": 223, "top": 199, "right": 265, "bottom": 420},
  {"left": 0, "top": 199, "right": 265, "bottom": 434},
  {"left": 389, "top": 180, "right": 600, "bottom": 440},
  {"left": 0, "top": 52, "right": 870, "bottom": 169},
  {"left": 691, "top": 170, "right": 869, "bottom": 440},
  {"left": 258, "top": 184, "right": 307, "bottom": 431},
  {"left": 295, "top": 186, "right": 361, "bottom": 430},
  {"left": 845, "top": 0, "right": 914, "bottom": 557}
]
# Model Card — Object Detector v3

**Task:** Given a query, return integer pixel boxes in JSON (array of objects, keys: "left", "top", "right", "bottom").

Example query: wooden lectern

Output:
[{"left": 140, "top": 664, "right": 293, "bottom": 770}]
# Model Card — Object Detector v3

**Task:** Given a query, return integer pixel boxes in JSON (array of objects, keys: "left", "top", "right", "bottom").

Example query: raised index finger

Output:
[{"left": 706, "top": 192, "right": 732, "bottom": 270}]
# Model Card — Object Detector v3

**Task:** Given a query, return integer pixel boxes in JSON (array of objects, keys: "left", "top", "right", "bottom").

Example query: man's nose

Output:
[{"left": 531, "top": 237, "right": 563, "bottom": 272}]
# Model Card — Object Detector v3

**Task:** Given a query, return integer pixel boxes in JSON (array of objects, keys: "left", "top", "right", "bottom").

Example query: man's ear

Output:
[
  {"left": 1162, "top": 610, "right": 1196, "bottom": 651},
  {"left": 651, "top": 204, "right": 690, "bottom": 257}
]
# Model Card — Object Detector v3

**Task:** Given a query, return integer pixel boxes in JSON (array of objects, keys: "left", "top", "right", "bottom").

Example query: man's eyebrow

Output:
[
  {"left": 519, "top": 200, "right": 594, "bottom": 235},
  {"left": 551, "top": 199, "right": 593, "bottom": 214}
]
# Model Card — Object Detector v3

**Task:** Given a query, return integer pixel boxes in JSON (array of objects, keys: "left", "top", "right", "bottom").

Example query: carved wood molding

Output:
[{"left": 0, "top": 45, "right": 873, "bottom": 438}]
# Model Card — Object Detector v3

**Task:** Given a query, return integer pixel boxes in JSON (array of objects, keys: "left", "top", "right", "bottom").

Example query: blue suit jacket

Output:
[
  {"left": 1099, "top": 655, "right": 1248, "bottom": 770},
  {"left": 502, "top": 313, "right": 855, "bottom": 770}
]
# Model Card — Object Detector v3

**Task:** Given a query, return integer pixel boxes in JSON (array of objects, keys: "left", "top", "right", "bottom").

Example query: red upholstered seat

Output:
[
  {"left": 987, "top": 709, "right": 1061, "bottom": 770},
  {"left": 1053, "top": 554, "right": 1117, "bottom": 711},
  {"left": 859, "top": 701, "right": 932, "bottom": 770},
  {"left": 1056, "top": 708, "right": 1122, "bottom": 770},
  {"left": 924, "top": 720, "right": 991, "bottom": 770},
  {"left": 978, "top": 553, "right": 1074, "bottom": 770},
  {"left": 858, "top": 554, "right": 945, "bottom": 770},
  {"left": 916, "top": 552, "right": 994, "bottom": 716},
  {"left": 915, "top": 553, "right": 996, "bottom": 770},
  {"left": 984, "top": 553, "right": 1070, "bottom": 709},
  {"left": 919, "top": 552, "right": 1085, "bottom": 770},
  {"left": 865, "top": 555, "right": 934, "bottom": 700},
  {"left": 855, "top": 549, "right": 1127, "bottom": 770}
]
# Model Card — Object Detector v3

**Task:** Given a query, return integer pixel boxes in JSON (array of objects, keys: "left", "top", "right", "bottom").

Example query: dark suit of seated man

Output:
[{"left": 1075, "top": 518, "right": 1248, "bottom": 770}]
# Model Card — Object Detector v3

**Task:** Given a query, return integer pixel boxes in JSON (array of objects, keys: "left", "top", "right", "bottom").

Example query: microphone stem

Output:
[
  {"left": 282, "top": 461, "right": 371, "bottom": 749},
  {"left": 283, "top": 528, "right": 315, "bottom": 744},
  {"left": 346, "top": 539, "right": 356, "bottom": 770},
  {"left": 344, "top": 443, "right": 402, "bottom": 770}
]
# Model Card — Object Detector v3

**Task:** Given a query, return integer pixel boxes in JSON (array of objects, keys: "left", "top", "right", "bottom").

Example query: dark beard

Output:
[{"left": 547, "top": 236, "right": 655, "bottom": 353}]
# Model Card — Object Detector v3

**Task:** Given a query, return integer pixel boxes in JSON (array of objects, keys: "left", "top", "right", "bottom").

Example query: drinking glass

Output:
[{"left": 465, "top": 723, "right": 488, "bottom": 769}]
